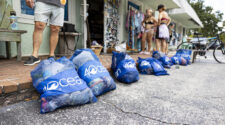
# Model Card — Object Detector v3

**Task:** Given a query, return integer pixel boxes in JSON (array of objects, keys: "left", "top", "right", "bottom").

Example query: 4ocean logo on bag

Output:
[
  {"left": 115, "top": 68, "right": 121, "bottom": 78},
  {"left": 165, "top": 57, "right": 170, "bottom": 62},
  {"left": 84, "top": 65, "right": 107, "bottom": 76},
  {"left": 115, "top": 61, "right": 136, "bottom": 78},
  {"left": 152, "top": 62, "right": 162, "bottom": 69},
  {"left": 44, "top": 76, "right": 83, "bottom": 91},
  {"left": 140, "top": 60, "right": 150, "bottom": 66},
  {"left": 124, "top": 61, "right": 136, "bottom": 68}
]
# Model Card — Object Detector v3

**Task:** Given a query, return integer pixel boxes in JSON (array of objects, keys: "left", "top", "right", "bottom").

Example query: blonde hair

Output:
[{"left": 146, "top": 9, "right": 153, "bottom": 13}]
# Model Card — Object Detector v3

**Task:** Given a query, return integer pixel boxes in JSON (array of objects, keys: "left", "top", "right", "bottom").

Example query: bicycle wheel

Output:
[
  {"left": 213, "top": 45, "right": 225, "bottom": 64},
  {"left": 177, "top": 42, "right": 193, "bottom": 50}
]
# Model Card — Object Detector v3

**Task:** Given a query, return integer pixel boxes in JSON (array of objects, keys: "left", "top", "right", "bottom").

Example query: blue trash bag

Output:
[
  {"left": 31, "top": 57, "right": 97, "bottom": 114},
  {"left": 152, "top": 51, "right": 165, "bottom": 60},
  {"left": 148, "top": 58, "right": 169, "bottom": 76},
  {"left": 112, "top": 51, "right": 139, "bottom": 83},
  {"left": 171, "top": 55, "right": 188, "bottom": 66},
  {"left": 137, "top": 57, "right": 153, "bottom": 75},
  {"left": 70, "top": 48, "right": 99, "bottom": 70},
  {"left": 170, "top": 56, "right": 180, "bottom": 65},
  {"left": 176, "top": 49, "right": 192, "bottom": 64},
  {"left": 152, "top": 51, "right": 173, "bottom": 68},
  {"left": 70, "top": 49, "right": 116, "bottom": 96},
  {"left": 111, "top": 51, "right": 127, "bottom": 72}
]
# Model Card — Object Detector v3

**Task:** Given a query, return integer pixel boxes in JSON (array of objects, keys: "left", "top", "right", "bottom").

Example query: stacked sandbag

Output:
[
  {"left": 112, "top": 51, "right": 139, "bottom": 83},
  {"left": 152, "top": 51, "right": 173, "bottom": 68},
  {"left": 31, "top": 57, "right": 97, "bottom": 113},
  {"left": 137, "top": 57, "right": 154, "bottom": 75},
  {"left": 70, "top": 49, "right": 116, "bottom": 96}
]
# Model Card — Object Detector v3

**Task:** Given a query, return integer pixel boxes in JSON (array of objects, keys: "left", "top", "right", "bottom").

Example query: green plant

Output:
[{"left": 188, "top": 0, "right": 224, "bottom": 37}]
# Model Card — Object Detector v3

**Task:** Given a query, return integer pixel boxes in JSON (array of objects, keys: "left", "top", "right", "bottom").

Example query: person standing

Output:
[
  {"left": 166, "top": 22, "right": 175, "bottom": 55},
  {"left": 24, "top": 0, "right": 67, "bottom": 66},
  {"left": 155, "top": 4, "right": 171, "bottom": 54},
  {"left": 140, "top": 9, "right": 158, "bottom": 55}
]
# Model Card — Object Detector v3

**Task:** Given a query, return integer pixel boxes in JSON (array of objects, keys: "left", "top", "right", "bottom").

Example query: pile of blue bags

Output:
[
  {"left": 137, "top": 49, "right": 192, "bottom": 76},
  {"left": 152, "top": 51, "right": 173, "bottom": 68},
  {"left": 137, "top": 57, "right": 168, "bottom": 76},
  {"left": 31, "top": 49, "right": 116, "bottom": 114},
  {"left": 31, "top": 57, "right": 97, "bottom": 114},
  {"left": 171, "top": 49, "right": 192, "bottom": 66},
  {"left": 31, "top": 48, "right": 192, "bottom": 113},
  {"left": 70, "top": 49, "right": 116, "bottom": 96},
  {"left": 112, "top": 51, "right": 139, "bottom": 83}
]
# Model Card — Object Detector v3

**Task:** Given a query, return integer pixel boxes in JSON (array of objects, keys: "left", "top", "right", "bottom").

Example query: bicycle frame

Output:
[
  {"left": 197, "top": 34, "right": 222, "bottom": 52},
  {"left": 205, "top": 39, "right": 218, "bottom": 51},
  {"left": 178, "top": 32, "right": 225, "bottom": 63}
]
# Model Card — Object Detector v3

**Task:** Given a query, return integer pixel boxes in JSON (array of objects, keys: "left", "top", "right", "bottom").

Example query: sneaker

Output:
[
  {"left": 144, "top": 51, "right": 151, "bottom": 55},
  {"left": 24, "top": 56, "right": 40, "bottom": 66},
  {"left": 139, "top": 51, "right": 145, "bottom": 55}
]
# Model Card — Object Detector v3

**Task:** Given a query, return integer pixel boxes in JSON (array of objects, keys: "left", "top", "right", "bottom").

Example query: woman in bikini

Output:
[
  {"left": 140, "top": 9, "right": 158, "bottom": 55},
  {"left": 156, "top": 4, "right": 171, "bottom": 54}
]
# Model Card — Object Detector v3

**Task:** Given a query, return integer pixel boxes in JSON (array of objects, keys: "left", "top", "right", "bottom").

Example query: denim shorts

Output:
[{"left": 34, "top": 2, "right": 64, "bottom": 26}]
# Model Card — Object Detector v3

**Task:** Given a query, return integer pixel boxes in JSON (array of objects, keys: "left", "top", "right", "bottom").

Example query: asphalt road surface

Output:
[{"left": 1, "top": 53, "right": 225, "bottom": 125}]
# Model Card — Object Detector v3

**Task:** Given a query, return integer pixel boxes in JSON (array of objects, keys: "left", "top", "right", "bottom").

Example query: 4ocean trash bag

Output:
[
  {"left": 176, "top": 49, "right": 192, "bottom": 64},
  {"left": 70, "top": 49, "right": 116, "bottom": 96},
  {"left": 137, "top": 57, "right": 153, "bottom": 75},
  {"left": 171, "top": 49, "right": 192, "bottom": 65},
  {"left": 171, "top": 56, "right": 188, "bottom": 65},
  {"left": 137, "top": 57, "right": 169, "bottom": 76},
  {"left": 31, "top": 57, "right": 97, "bottom": 114},
  {"left": 112, "top": 51, "right": 139, "bottom": 83},
  {"left": 152, "top": 51, "right": 173, "bottom": 68}
]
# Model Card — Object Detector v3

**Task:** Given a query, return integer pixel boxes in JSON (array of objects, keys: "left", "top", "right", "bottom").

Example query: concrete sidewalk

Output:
[{"left": 0, "top": 57, "right": 225, "bottom": 125}]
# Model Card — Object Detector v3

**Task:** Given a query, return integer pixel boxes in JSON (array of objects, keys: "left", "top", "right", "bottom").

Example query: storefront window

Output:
[{"left": 20, "top": 0, "right": 34, "bottom": 15}]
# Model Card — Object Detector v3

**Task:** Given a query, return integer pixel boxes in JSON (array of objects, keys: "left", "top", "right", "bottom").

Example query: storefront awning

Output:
[
  {"left": 143, "top": 0, "right": 180, "bottom": 10},
  {"left": 168, "top": 0, "right": 203, "bottom": 28}
]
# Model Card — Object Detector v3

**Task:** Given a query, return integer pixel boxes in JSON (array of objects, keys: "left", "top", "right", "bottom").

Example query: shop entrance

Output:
[{"left": 87, "top": 0, "right": 104, "bottom": 48}]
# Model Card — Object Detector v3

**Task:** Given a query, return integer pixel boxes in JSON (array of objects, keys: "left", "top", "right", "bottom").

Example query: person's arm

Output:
[
  {"left": 142, "top": 18, "right": 146, "bottom": 27},
  {"left": 158, "top": 13, "right": 162, "bottom": 26},
  {"left": 26, "top": 0, "right": 35, "bottom": 8},
  {"left": 152, "top": 17, "right": 158, "bottom": 26},
  {"left": 167, "top": 17, "right": 171, "bottom": 26}
]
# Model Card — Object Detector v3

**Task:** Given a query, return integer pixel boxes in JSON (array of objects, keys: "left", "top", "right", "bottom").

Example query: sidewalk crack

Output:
[{"left": 101, "top": 100, "right": 189, "bottom": 125}]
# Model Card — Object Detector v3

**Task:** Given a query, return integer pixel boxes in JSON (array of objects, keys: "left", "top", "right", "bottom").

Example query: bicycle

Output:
[{"left": 177, "top": 32, "right": 225, "bottom": 63}]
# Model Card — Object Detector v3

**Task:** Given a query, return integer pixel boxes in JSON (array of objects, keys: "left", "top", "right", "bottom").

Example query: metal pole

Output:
[{"left": 83, "top": 0, "right": 87, "bottom": 48}]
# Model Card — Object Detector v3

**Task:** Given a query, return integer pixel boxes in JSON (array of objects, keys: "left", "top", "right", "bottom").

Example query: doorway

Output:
[{"left": 87, "top": 0, "right": 104, "bottom": 48}]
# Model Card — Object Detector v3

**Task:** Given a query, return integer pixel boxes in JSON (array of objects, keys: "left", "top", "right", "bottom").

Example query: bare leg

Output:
[
  {"left": 147, "top": 30, "right": 153, "bottom": 52},
  {"left": 165, "top": 42, "right": 169, "bottom": 55},
  {"left": 49, "top": 25, "right": 61, "bottom": 57},
  {"left": 156, "top": 39, "right": 161, "bottom": 51},
  {"left": 32, "top": 22, "right": 46, "bottom": 58},
  {"left": 141, "top": 32, "right": 147, "bottom": 51},
  {"left": 161, "top": 39, "right": 167, "bottom": 53}
]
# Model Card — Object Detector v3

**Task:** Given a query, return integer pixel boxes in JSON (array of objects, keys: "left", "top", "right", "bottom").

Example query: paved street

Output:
[{"left": 0, "top": 53, "right": 225, "bottom": 125}]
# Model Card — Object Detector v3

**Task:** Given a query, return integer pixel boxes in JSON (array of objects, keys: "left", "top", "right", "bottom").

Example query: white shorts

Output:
[{"left": 34, "top": 2, "right": 64, "bottom": 26}]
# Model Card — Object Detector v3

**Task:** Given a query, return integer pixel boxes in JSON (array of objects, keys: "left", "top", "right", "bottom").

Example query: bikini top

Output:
[
  {"left": 145, "top": 20, "right": 154, "bottom": 25},
  {"left": 161, "top": 18, "right": 168, "bottom": 21}
]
